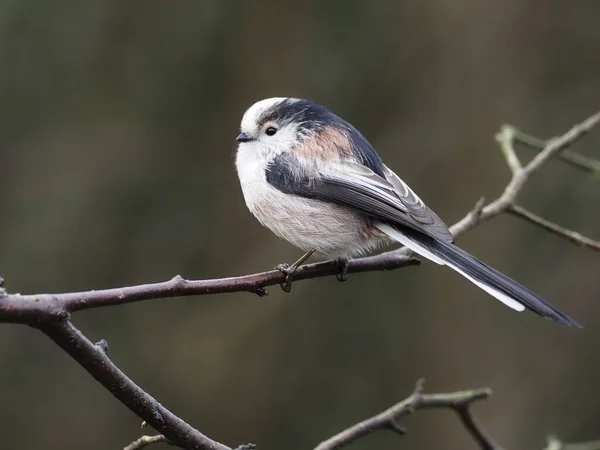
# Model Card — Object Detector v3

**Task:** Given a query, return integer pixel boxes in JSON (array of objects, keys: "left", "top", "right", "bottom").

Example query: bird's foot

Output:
[
  {"left": 275, "top": 249, "right": 315, "bottom": 293},
  {"left": 275, "top": 263, "right": 295, "bottom": 293},
  {"left": 336, "top": 257, "right": 349, "bottom": 282}
]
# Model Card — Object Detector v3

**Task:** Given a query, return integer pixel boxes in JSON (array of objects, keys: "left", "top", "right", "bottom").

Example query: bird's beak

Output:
[{"left": 236, "top": 132, "right": 253, "bottom": 143}]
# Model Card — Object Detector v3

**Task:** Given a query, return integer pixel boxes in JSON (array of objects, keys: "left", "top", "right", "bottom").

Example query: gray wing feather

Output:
[
  {"left": 324, "top": 162, "right": 453, "bottom": 242},
  {"left": 267, "top": 156, "right": 454, "bottom": 243},
  {"left": 381, "top": 164, "right": 454, "bottom": 242}
]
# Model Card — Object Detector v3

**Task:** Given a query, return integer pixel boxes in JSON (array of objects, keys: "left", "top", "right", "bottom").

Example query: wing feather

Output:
[{"left": 266, "top": 155, "right": 454, "bottom": 243}]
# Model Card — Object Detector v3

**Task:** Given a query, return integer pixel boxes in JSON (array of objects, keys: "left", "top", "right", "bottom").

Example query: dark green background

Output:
[{"left": 0, "top": 1, "right": 599, "bottom": 449}]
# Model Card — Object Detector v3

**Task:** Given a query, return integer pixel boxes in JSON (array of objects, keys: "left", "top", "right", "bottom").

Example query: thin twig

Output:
[
  {"left": 313, "top": 379, "right": 499, "bottom": 450},
  {"left": 511, "top": 127, "right": 548, "bottom": 149},
  {"left": 508, "top": 204, "right": 600, "bottom": 252},
  {"left": 555, "top": 150, "right": 600, "bottom": 176},
  {"left": 519, "top": 112, "right": 600, "bottom": 178},
  {"left": 496, "top": 125, "right": 523, "bottom": 175},
  {"left": 124, "top": 435, "right": 169, "bottom": 450},
  {"left": 449, "top": 111, "right": 600, "bottom": 240},
  {"left": 510, "top": 127, "right": 600, "bottom": 176}
]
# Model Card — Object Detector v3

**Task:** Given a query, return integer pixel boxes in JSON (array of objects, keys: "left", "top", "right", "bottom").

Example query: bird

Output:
[{"left": 234, "top": 97, "right": 580, "bottom": 328}]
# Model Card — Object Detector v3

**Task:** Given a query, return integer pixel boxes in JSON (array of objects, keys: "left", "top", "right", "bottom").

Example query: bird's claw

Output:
[
  {"left": 276, "top": 263, "right": 295, "bottom": 293},
  {"left": 275, "top": 249, "right": 316, "bottom": 293},
  {"left": 336, "top": 258, "right": 349, "bottom": 282}
]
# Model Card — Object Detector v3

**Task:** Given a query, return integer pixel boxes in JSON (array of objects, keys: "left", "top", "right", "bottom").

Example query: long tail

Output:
[{"left": 377, "top": 223, "right": 581, "bottom": 328}]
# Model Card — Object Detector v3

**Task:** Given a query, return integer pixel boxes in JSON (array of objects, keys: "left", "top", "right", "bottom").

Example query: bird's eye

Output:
[{"left": 265, "top": 126, "right": 278, "bottom": 136}]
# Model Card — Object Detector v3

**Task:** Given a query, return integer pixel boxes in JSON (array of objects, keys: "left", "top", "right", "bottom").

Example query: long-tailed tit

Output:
[{"left": 235, "top": 97, "right": 580, "bottom": 327}]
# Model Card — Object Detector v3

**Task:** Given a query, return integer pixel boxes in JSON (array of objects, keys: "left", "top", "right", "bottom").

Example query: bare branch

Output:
[
  {"left": 313, "top": 379, "right": 500, "bottom": 450},
  {"left": 520, "top": 112, "right": 600, "bottom": 178},
  {"left": 39, "top": 320, "right": 233, "bottom": 450},
  {"left": 510, "top": 127, "right": 600, "bottom": 176},
  {"left": 0, "top": 253, "right": 418, "bottom": 321},
  {"left": 124, "top": 435, "right": 169, "bottom": 450},
  {"left": 508, "top": 204, "right": 600, "bottom": 252},
  {"left": 450, "top": 111, "right": 600, "bottom": 239},
  {"left": 554, "top": 150, "right": 600, "bottom": 176},
  {"left": 510, "top": 127, "right": 548, "bottom": 149},
  {"left": 454, "top": 403, "right": 501, "bottom": 450},
  {"left": 496, "top": 125, "right": 523, "bottom": 175}
]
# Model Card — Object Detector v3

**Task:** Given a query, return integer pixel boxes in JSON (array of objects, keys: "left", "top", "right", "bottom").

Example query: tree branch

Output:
[
  {"left": 455, "top": 111, "right": 600, "bottom": 236},
  {"left": 373, "top": 111, "right": 600, "bottom": 264},
  {"left": 496, "top": 125, "right": 523, "bottom": 175},
  {"left": 0, "top": 253, "right": 418, "bottom": 321},
  {"left": 508, "top": 204, "right": 600, "bottom": 252},
  {"left": 1, "top": 111, "right": 599, "bottom": 450},
  {"left": 39, "top": 320, "right": 231, "bottom": 450},
  {"left": 312, "top": 379, "right": 501, "bottom": 450},
  {"left": 509, "top": 126, "right": 600, "bottom": 176}
]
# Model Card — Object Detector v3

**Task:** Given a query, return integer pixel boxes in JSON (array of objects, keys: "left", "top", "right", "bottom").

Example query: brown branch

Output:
[
  {"left": 1, "top": 111, "right": 599, "bottom": 450},
  {"left": 40, "top": 320, "right": 232, "bottom": 450},
  {"left": 508, "top": 204, "right": 600, "bottom": 252},
  {"left": 313, "top": 379, "right": 501, "bottom": 450},
  {"left": 0, "top": 253, "right": 418, "bottom": 322}
]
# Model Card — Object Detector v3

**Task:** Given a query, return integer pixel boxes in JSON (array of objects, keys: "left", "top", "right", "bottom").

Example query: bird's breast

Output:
[{"left": 235, "top": 150, "right": 385, "bottom": 258}]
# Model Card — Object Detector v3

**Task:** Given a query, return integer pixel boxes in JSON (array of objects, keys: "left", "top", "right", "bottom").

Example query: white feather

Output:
[
  {"left": 376, "top": 223, "right": 525, "bottom": 312},
  {"left": 240, "top": 97, "right": 292, "bottom": 132},
  {"left": 235, "top": 142, "right": 381, "bottom": 258}
]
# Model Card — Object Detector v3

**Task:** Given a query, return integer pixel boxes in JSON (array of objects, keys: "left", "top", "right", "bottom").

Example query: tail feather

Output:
[{"left": 377, "top": 223, "right": 581, "bottom": 328}]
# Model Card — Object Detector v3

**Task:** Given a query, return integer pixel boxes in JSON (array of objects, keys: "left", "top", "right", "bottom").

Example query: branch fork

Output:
[{"left": 313, "top": 379, "right": 499, "bottom": 450}]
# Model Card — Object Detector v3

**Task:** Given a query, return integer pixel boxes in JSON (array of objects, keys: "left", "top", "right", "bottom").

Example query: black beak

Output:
[{"left": 236, "top": 132, "right": 253, "bottom": 143}]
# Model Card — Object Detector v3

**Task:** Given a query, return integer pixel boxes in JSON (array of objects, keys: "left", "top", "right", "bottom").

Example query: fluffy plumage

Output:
[{"left": 235, "top": 97, "right": 581, "bottom": 327}]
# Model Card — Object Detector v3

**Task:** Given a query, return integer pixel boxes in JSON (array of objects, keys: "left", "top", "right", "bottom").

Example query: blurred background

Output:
[{"left": 0, "top": 1, "right": 599, "bottom": 449}]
